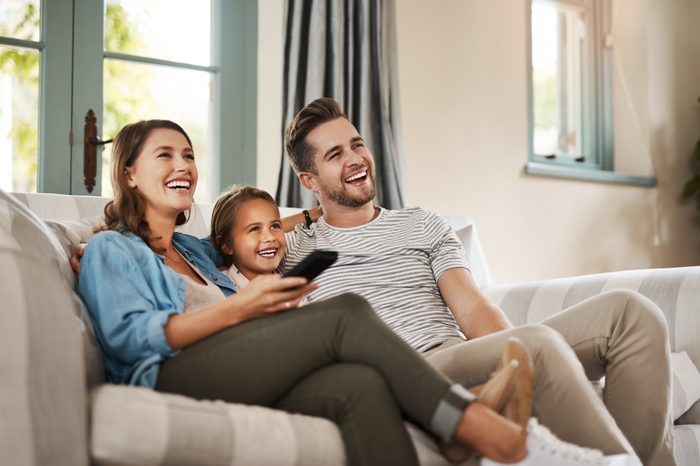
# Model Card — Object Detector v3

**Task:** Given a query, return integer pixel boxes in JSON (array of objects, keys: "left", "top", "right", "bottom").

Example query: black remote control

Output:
[{"left": 284, "top": 250, "right": 338, "bottom": 282}]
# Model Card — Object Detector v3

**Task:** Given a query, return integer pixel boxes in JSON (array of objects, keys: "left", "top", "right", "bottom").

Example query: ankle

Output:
[
  {"left": 455, "top": 403, "right": 528, "bottom": 463},
  {"left": 497, "top": 428, "right": 528, "bottom": 463}
]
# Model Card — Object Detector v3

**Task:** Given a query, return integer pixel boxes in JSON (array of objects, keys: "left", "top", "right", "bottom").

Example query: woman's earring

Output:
[{"left": 129, "top": 182, "right": 136, "bottom": 188}]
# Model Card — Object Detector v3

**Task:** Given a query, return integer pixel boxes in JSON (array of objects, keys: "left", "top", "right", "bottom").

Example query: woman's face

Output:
[
  {"left": 227, "top": 198, "right": 286, "bottom": 279},
  {"left": 126, "top": 128, "right": 198, "bottom": 220}
]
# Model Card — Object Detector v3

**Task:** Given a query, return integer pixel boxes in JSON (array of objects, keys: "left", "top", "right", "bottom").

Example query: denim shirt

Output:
[{"left": 78, "top": 230, "right": 233, "bottom": 388}]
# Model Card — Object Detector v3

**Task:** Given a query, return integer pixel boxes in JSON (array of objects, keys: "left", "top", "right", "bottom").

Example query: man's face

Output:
[{"left": 301, "top": 117, "right": 376, "bottom": 208}]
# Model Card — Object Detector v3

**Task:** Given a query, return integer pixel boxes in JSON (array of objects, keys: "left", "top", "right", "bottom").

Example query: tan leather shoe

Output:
[
  {"left": 494, "top": 337, "right": 534, "bottom": 428},
  {"left": 439, "top": 337, "right": 534, "bottom": 463}
]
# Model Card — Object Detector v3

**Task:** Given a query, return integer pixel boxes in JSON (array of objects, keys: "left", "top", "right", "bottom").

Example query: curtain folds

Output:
[{"left": 276, "top": 0, "right": 406, "bottom": 209}]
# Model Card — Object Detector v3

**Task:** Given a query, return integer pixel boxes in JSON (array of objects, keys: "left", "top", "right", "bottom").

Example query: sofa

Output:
[{"left": 2, "top": 189, "right": 700, "bottom": 466}]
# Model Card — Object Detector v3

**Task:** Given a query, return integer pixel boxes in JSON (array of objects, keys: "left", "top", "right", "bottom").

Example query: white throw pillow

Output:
[{"left": 672, "top": 351, "right": 700, "bottom": 421}]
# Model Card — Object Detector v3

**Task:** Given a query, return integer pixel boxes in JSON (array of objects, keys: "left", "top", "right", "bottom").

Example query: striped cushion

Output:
[
  {"left": 674, "top": 425, "right": 700, "bottom": 466},
  {"left": 11, "top": 192, "right": 213, "bottom": 238},
  {"left": 90, "top": 385, "right": 461, "bottom": 466},
  {"left": 672, "top": 352, "right": 700, "bottom": 420},
  {"left": 90, "top": 385, "right": 345, "bottom": 466},
  {"left": 0, "top": 191, "right": 89, "bottom": 465}
]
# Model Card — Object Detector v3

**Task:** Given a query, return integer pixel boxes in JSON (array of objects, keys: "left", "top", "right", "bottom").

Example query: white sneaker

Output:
[{"left": 481, "top": 418, "right": 633, "bottom": 466}]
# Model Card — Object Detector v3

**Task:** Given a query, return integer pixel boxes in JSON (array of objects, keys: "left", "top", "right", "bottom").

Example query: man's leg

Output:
[
  {"left": 541, "top": 289, "right": 675, "bottom": 466},
  {"left": 424, "top": 324, "right": 635, "bottom": 456}
]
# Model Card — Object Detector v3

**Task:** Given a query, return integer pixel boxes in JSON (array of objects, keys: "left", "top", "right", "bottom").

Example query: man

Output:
[{"left": 283, "top": 97, "right": 674, "bottom": 466}]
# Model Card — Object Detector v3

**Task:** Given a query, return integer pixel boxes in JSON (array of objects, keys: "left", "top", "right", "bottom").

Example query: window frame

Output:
[
  {"left": 4, "top": 0, "right": 258, "bottom": 197},
  {"left": 524, "top": 0, "right": 655, "bottom": 187}
]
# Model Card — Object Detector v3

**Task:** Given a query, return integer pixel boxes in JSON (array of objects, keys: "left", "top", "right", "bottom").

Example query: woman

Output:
[{"left": 78, "top": 119, "right": 608, "bottom": 466}]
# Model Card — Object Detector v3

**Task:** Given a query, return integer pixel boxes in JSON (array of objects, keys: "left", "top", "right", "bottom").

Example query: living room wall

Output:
[{"left": 257, "top": 0, "right": 700, "bottom": 283}]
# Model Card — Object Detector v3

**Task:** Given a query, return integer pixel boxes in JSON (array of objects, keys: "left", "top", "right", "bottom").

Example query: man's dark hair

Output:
[{"left": 284, "top": 97, "right": 346, "bottom": 173}]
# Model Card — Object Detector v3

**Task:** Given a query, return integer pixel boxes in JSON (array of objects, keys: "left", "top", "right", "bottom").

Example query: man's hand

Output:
[{"left": 70, "top": 243, "right": 86, "bottom": 277}]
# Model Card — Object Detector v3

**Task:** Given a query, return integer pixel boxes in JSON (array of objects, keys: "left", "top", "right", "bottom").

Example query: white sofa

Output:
[{"left": 2, "top": 190, "right": 700, "bottom": 465}]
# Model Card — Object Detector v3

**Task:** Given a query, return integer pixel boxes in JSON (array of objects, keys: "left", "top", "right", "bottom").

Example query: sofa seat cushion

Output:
[
  {"left": 674, "top": 425, "right": 700, "bottom": 466},
  {"left": 90, "top": 385, "right": 345, "bottom": 466}
]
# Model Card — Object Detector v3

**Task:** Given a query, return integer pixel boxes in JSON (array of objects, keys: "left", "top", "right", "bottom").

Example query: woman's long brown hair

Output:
[{"left": 103, "top": 120, "right": 193, "bottom": 250}]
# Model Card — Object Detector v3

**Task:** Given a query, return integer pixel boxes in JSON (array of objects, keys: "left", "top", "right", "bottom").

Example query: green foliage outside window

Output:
[{"left": 0, "top": 3, "right": 39, "bottom": 192}]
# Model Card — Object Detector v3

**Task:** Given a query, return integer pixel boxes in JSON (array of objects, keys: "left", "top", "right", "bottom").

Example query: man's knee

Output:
[
  {"left": 603, "top": 289, "right": 669, "bottom": 339},
  {"left": 515, "top": 324, "right": 568, "bottom": 348}
]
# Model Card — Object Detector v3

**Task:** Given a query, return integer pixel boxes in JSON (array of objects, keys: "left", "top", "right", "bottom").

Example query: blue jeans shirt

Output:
[{"left": 78, "top": 230, "right": 232, "bottom": 388}]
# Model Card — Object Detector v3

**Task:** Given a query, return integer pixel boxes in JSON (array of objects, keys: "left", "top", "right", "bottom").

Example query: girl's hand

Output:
[{"left": 228, "top": 274, "right": 318, "bottom": 321}]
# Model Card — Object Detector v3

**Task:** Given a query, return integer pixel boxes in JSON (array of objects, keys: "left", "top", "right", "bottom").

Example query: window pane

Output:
[
  {"left": 105, "top": 0, "right": 212, "bottom": 66},
  {"left": 0, "top": 0, "right": 40, "bottom": 42},
  {"left": 0, "top": 45, "right": 39, "bottom": 192},
  {"left": 102, "top": 60, "right": 213, "bottom": 200},
  {"left": 532, "top": 1, "right": 587, "bottom": 159}
]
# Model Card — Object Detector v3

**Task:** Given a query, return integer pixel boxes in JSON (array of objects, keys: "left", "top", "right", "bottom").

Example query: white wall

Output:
[{"left": 258, "top": 0, "right": 700, "bottom": 283}]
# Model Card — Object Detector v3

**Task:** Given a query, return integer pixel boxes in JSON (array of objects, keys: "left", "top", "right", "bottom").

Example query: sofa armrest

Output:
[
  {"left": 483, "top": 266, "right": 700, "bottom": 359},
  {"left": 484, "top": 266, "right": 700, "bottom": 425}
]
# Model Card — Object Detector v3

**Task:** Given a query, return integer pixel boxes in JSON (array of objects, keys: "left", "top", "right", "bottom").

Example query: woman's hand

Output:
[
  {"left": 228, "top": 274, "right": 318, "bottom": 322},
  {"left": 164, "top": 275, "right": 318, "bottom": 349}
]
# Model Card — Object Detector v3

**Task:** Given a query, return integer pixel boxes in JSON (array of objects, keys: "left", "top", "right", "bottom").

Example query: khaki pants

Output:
[{"left": 425, "top": 289, "right": 674, "bottom": 466}]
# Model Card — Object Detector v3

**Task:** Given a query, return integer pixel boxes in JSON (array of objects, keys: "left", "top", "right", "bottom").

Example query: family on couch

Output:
[{"left": 74, "top": 98, "right": 671, "bottom": 465}]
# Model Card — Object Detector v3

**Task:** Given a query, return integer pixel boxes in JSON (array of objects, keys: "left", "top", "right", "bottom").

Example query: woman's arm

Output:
[
  {"left": 281, "top": 206, "right": 323, "bottom": 232},
  {"left": 163, "top": 274, "right": 317, "bottom": 349}
]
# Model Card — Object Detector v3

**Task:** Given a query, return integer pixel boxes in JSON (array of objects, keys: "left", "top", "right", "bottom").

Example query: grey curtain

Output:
[{"left": 276, "top": 0, "right": 406, "bottom": 209}]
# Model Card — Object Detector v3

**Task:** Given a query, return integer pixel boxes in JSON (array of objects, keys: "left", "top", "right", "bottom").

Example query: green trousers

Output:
[{"left": 155, "top": 293, "right": 456, "bottom": 466}]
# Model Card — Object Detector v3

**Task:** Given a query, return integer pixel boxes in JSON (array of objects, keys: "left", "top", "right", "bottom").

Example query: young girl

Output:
[{"left": 210, "top": 186, "right": 289, "bottom": 289}]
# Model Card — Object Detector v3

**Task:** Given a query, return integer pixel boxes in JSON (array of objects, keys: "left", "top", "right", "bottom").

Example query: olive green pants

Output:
[{"left": 156, "top": 294, "right": 457, "bottom": 466}]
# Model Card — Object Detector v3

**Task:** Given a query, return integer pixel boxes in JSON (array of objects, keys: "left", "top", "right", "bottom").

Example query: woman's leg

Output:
[
  {"left": 156, "top": 294, "right": 466, "bottom": 451},
  {"left": 274, "top": 363, "right": 418, "bottom": 466}
]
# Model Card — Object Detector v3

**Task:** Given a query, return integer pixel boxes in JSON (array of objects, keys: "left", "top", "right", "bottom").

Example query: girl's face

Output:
[
  {"left": 125, "top": 128, "right": 197, "bottom": 220},
  {"left": 227, "top": 198, "right": 286, "bottom": 279}
]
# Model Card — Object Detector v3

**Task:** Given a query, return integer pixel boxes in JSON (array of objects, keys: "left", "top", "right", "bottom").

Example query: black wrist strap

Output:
[{"left": 302, "top": 209, "right": 313, "bottom": 228}]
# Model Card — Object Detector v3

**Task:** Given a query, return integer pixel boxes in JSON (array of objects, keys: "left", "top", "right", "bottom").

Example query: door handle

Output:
[{"left": 83, "top": 109, "right": 112, "bottom": 193}]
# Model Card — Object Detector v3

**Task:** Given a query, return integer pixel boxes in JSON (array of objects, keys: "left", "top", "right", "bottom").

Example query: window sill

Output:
[{"left": 525, "top": 162, "right": 657, "bottom": 187}]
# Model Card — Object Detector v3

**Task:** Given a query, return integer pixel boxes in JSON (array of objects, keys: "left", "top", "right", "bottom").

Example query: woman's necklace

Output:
[{"left": 163, "top": 247, "right": 182, "bottom": 263}]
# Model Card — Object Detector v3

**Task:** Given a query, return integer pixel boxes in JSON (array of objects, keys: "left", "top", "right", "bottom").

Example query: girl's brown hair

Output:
[
  {"left": 103, "top": 120, "right": 193, "bottom": 249},
  {"left": 210, "top": 185, "right": 278, "bottom": 266}
]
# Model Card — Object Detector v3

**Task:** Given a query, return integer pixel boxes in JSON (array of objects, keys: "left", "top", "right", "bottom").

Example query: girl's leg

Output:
[
  {"left": 156, "top": 294, "right": 466, "bottom": 441},
  {"left": 275, "top": 363, "right": 418, "bottom": 466}
]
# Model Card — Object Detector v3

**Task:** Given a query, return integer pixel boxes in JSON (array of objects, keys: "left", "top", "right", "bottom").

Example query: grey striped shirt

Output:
[{"left": 284, "top": 207, "right": 470, "bottom": 352}]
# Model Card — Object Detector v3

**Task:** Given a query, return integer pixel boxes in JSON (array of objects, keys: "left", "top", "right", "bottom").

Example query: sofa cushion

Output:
[
  {"left": 0, "top": 190, "right": 89, "bottom": 465},
  {"left": 673, "top": 425, "right": 700, "bottom": 466},
  {"left": 90, "top": 385, "right": 345, "bottom": 466},
  {"left": 7, "top": 195, "right": 106, "bottom": 388},
  {"left": 672, "top": 352, "right": 700, "bottom": 421}
]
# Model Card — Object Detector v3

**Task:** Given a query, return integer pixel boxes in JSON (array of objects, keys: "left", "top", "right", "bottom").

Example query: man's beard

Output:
[{"left": 321, "top": 175, "right": 377, "bottom": 208}]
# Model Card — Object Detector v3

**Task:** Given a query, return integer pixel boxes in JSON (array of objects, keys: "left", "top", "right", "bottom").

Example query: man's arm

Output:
[{"left": 437, "top": 268, "right": 512, "bottom": 339}]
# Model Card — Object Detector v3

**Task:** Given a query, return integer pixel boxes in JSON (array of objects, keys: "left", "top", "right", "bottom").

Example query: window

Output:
[
  {"left": 0, "top": 0, "right": 257, "bottom": 200},
  {"left": 526, "top": 0, "right": 649, "bottom": 185},
  {"left": 0, "top": 0, "right": 41, "bottom": 193}
]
